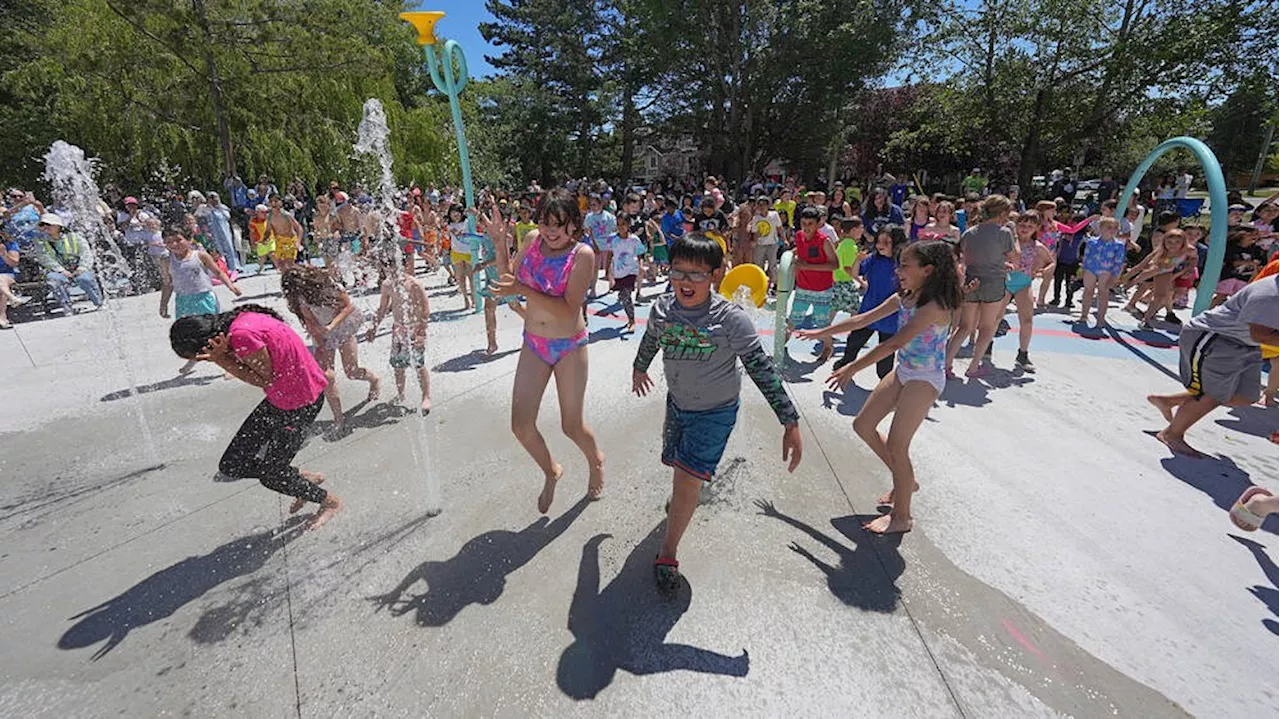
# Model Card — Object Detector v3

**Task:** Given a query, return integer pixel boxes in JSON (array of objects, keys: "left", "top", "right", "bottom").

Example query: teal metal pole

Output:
[
  {"left": 774, "top": 250, "right": 795, "bottom": 366},
  {"left": 1117, "top": 136, "right": 1228, "bottom": 316},
  {"left": 425, "top": 39, "right": 482, "bottom": 312}
]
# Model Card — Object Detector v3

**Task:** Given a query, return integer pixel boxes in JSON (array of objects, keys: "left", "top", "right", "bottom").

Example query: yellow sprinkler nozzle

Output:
[{"left": 400, "top": 11, "right": 446, "bottom": 45}]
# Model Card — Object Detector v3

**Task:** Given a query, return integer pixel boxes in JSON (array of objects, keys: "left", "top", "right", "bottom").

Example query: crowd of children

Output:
[{"left": 158, "top": 177, "right": 1277, "bottom": 593}]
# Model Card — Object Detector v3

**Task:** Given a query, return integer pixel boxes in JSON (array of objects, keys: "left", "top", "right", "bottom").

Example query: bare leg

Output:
[
  {"left": 289, "top": 471, "right": 326, "bottom": 514},
  {"left": 394, "top": 367, "right": 407, "bottom": 403},
  {"left": 853, "top": 371, "right": 903, "bottom": 486},
  {"left": 659, "top": 467, "right": 703, "bottom": 561},
  {"left": 316, "top": 352, "right": 344, "bottom": 430},
  {"left": 1014, "top": 288, "right": 1033, "bottom": 352},
  {"left": 966, "top": 301, "right": 1004, "bottom": 375},
  {"left": 155, "top": 256, "right": 173, "bottom": 318},
  {"left": 510, "top": 345, "right": 560, "bottom": 512},
  {"left": 1095, "top": 273, "right": 1115, "bottom": 325},
  {"left": 417, "top": 365, "right": 432, "bottom": 413},
  {"left": 338, "top": 337, "right": 380, "bottom": 401},
  {"left": 1154, "top": 392, "right": 1229, "bottom": 458},
  {"left": 309, "top": 493, "right": 342, "bottom": 530},
  {"left": 553, "top": 343, "right": 606, "bottom": 499},
  {"left": 944, "top": 302, "right": 980, "bottom": 374},
  {"left": 1077, "top": 272, "right": 1097, "bottom": 324},
  {"left": 864, "top": 380, "right": 937, "bottom": 535},
  {"left": 484, "top": 298, "right": 498, "bottom": 354},
  {"left": 1035, "top": 266, "right": 1054, "bottom": 307}
]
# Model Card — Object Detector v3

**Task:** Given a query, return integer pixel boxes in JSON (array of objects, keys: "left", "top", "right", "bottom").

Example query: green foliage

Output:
[{"left": 0, "top": 0, "right": 449, "bottom": 193}]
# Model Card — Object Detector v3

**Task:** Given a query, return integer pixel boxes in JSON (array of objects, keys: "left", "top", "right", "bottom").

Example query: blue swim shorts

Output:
[{"left": 661, "top": 395, "right": 739, "bottom": 481}]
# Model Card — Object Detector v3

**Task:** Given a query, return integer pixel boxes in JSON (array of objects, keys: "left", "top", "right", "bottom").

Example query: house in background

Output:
[{"left": 636, "top": 139, "right": 705, "bottom": 184}]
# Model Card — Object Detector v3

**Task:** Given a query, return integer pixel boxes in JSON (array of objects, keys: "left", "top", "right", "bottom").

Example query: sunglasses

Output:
[{"left": 669, "top": 269, "right": 711, "bottom": 282}]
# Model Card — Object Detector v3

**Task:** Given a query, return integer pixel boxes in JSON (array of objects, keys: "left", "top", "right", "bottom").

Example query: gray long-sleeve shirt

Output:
[{"left": 634, "top": 293, "right": 798, "bottom": 424}]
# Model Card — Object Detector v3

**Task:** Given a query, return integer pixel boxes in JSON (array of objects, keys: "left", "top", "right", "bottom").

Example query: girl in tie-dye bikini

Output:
[
  {"left": 797, "top": 240, "right": 962, "bottom": 537},
  {"left": 487, "top": 189, "right": 607, "bottom": 516}
]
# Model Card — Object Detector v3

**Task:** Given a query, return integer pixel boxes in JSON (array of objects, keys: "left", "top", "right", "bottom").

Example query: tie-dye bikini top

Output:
[
  {"left": 517, "top": 234, "right": 581, "bottom": 297},
  {"left": 896, "top": 303, "right": 950, "bottom": 372}
]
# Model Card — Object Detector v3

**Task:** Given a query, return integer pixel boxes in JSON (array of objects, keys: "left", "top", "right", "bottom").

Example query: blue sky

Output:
[{"left": 408, "top": 2, "right": 502, "bottom": 78}]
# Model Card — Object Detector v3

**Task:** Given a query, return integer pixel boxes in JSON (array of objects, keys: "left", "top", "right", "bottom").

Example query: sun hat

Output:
[
  {"left": 124, "top": 196, "right": 138, "bottom": 205},
  {"left": 38, "top": 213, "right": 65, "bottom": 227}
]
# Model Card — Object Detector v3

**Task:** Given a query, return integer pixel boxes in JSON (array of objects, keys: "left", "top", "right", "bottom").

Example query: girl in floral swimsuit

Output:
[
  {"left": 488, "top": 189, "right": 606, "bottom": 515},
  {"left": 797, "top": 240, "right": 962, "bottom": 535}
]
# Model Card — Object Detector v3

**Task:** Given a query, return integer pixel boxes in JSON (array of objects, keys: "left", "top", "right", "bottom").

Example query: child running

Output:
[
  {"left": 446, "top": 205, "right": 474, "bottom": 308},
  {"left": 163, "top": 228, "right": 242, "bottom": 374},
  {"left": 1007, "top": 211, "right": 1053, "bottom": 371},
  {"left": 281, "top": 265, "right": 380, "bottom": 435},
  {"left": 169, "top": 304, "right": 342, "bottom": 529},
  {"left": 632, "top": 232, "right": 801, "bottom": 592},
  {"left": 488, "top": 189, "right": 605, "bottom": 513},
  {"left": 799, "top": 240, "right": 962, "bottom": 534},
  {"left": 365, "top": 253, "right": 432, "bottom": 413}
]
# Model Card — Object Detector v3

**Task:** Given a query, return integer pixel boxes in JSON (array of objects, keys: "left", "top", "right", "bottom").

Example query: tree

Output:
[{"left": 1, "top": 0, "right": 447, "bottom": 191}]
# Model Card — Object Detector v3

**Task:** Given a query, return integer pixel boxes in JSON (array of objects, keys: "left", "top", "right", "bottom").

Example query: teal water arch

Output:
[{"left": 1117, "top": 136, "right": 1229, "bottom": 315}]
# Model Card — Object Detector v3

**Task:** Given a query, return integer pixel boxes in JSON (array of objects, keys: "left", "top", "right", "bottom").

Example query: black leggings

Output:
[
  {"left": 839, "top": 328, "right": 896, "bottom": 378},
  {"left": 1052, "top": 262, "right": 1079, "bottom": 302},
  {"left": 219, "top": 394, "right": 327, "bottom": 503}
]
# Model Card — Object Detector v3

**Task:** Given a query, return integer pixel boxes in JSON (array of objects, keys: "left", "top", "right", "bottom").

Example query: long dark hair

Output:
[
  {"left": 170, "top": 304, "right": 284, "bottom": 359},
  {"left": 901, "top": 240, "right": 963, "bottom": 311}
]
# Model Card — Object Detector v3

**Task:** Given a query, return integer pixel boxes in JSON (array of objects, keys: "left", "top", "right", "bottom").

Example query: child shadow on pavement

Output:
[
  {"left": 557, "top": 524, "right": 749, "bottom": 700},
  {"left": 755, "top": 500, "right": 903, "bottom": 613},
  {"left": 1230, "top": 535, "right": 1279, "bottom": 636},
  {"left": 369, "top": 498, "right": 590, "bottom": 626}
]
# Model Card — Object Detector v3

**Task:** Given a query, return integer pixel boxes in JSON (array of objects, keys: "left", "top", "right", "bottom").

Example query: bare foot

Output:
[
  {"left": 290, "top": 471, "right": 326, "bottom": 513},
  {"left": 538, "top": 464, "right": 563, "bottom": 514},
  {"left": 625, "top": 321, "right": 635, "bottom": 332},
  {"left": 965, "top": 363, "right": 989, "bottom": 378},
  {"left": 587, "top": 453, "right": 606, "bottom": 500},
  {"left": 367, "top": 374, "right": 382, "bottom": 402},
  {"left": 877, "top": 483, "right": 920, "bottom": 506},
  {"left": 1154, "top": 429, "right": 1205, "bottom": 458},
  {"left": 486, "top": 340, "right": 497, "bottom": 355},
  {"left": 863, "top": 513, "right": 913, "bottom": 534},
  {"left": 309, "top": 494, "right": 342, "bottom": 530},
  {"left": 420, "top": 395, "right": 432, "bottom": 415},
  {"left": 1147, "top": 394, "right": 1177, "bottom": 423}
]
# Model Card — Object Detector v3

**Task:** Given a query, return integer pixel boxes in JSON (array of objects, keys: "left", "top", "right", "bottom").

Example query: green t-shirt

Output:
[{"left": 834, "top": 237, "right": 859, "bottom": 282}]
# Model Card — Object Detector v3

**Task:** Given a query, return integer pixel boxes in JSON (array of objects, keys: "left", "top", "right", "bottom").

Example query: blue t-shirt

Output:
[
  {"left": 955, "top": 209, "right": 967, "bottom": 234},
  {"left": 660, "top": 211, "right": 686, "bottom": 242},
  {"left": 862, "top": 205, "right": 905, "bottom": 236},
  {"left": 4, "top": 205, "right": 41, "bottom": 249},
  {"left": 0, "top": 241, "right": 19, "bottom": 276},
  {"left": 858, "top": 253, "right": 901, "bottom": 334}
]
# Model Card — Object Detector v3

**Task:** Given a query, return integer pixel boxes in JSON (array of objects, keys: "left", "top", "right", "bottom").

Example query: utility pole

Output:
[{"left": 1248, "top": 119, "right": 1276, "bottom": 193}]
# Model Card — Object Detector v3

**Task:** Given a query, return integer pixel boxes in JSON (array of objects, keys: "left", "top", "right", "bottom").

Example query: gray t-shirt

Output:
[
  {"left": 634, "top": 293, "right": 798, "bottom": 424},
  {"left": 960, "top": 222, "right": 1015, "bottom": 279},
  {"left": 1187, "top": 275, "right": 1278, "bottom": 346}
]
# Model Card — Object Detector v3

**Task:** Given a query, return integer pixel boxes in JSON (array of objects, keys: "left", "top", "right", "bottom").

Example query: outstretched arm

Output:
[{"left": 800, "top": 294, "right": 902, "bottom": 339}]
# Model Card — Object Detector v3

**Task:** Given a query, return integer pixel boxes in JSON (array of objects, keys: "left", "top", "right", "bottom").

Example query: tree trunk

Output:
[
  {"left": 1018, "top": 87, "right": 1049, "bottom": 192},
  {"left": 619, "top": 82, "right": 638, "bottom": 182},
  {"left": 191, "top": 0, "right": 235, "bottom": 179}
]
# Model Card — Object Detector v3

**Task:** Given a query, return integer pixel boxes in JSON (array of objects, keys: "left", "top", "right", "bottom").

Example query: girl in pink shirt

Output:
[{"left": 170, "top": 305, "right": 342, "bottom": 530}]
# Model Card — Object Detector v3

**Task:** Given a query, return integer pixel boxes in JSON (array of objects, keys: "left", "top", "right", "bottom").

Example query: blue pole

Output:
[
  {"left": 1117, "top": 136, "right": 1228, "bottom": 316},
  {"left": 425, "top": 39, "right": 482, "bottom": 313}
]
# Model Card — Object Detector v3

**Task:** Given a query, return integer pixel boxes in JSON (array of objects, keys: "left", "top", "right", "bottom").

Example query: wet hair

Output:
[
  {"left": 280, "top": 264, "right": 343, "bottom": 319},
  {"left": 169, "top": 304, "right": 284, "bottom": 359},
  {"left": 900, "top": 240, "right": 963, "bottom": 311},
  {"left": 669, "top": 232, "right": 724, "bottom": 270},
  {"left": 535, "top": 188, "right": 582, "bottom": 234},
  {"left": 799, "top": 205, "right": 822, "bottom": 222}
]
